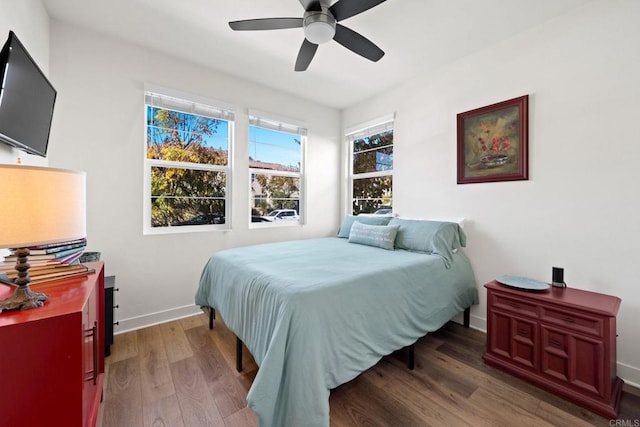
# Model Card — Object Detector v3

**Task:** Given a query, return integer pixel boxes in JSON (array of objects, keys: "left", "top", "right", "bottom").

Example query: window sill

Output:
[
  {"left": 143, "top": 224, "right": 230, "bottom": 235},
  {"left": 249, "top": 221, "right": 303, "bottom": 230}
]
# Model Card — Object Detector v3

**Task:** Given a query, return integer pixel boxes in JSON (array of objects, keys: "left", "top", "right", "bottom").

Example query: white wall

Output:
[
  {"left": 47, "top": 23, "right": 341, "bottom": 330},
  {"left": 0, "top": 0, "right": 49, "bottom": 166},
  {"left": 343, "top": 0, "right": 640, "bottom": 386}
]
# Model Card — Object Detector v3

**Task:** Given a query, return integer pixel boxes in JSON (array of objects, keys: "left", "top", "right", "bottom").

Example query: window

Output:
[
  {"left": 347, "top": 115, "right": 394, "bottom": 215},
  {"left": 143, "top": 87, "right": 234, "bottom": 233},
  {"left": 248, "top": 112, "right": 305, "bottom": 225}
]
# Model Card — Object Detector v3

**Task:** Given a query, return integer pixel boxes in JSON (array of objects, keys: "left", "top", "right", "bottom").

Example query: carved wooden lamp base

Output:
[
  {"left": 0, "top": 248, "right": 48, "bottom": 312},
  {"left": 0, "top": 285, "right": 48, "bottom": 311}
]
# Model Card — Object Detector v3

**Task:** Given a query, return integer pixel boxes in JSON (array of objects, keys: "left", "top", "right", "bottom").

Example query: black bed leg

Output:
[
  {"left": 463, "top": 307, "right": 470, "bottom": 328},
  {"left": 407, "top": 344, "right": 415, "bottom": 370},
  {"left": 236, "top": 337, "right": 243, "bottom": 372},
  {"left": 208, "top": 307, "right": 215, "bottom": 330}
]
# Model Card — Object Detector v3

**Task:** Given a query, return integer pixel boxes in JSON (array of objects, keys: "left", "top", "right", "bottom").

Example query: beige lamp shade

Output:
[{"left": 0, "top": 165, "right": 86, "bottom": 248}]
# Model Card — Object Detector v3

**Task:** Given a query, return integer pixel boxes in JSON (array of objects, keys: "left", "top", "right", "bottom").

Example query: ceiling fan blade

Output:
[
  {"left": 229, "top": 18, "right": 303, "bottom": 31},
  {"left": 333, "top": 24, "right": 384, "bottom": 62},
  {"left": 295, "top": 39, "right": 319, "bottom": 71},
  {"left": 298, "top": 0, "right": 322, "bottom": 12},
  {"left": 329, "top": 0, "right": 386, "bottom": 22}
]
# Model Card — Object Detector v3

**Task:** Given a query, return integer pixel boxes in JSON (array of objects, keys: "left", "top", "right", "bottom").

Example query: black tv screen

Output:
[{"left": 0, "top": 31, "right": 57, "bottom": 157}]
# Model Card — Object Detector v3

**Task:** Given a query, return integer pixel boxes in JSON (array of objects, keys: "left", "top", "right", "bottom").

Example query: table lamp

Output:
[{"left": 0, "top": 165, "right": 86, "bottom": 311}]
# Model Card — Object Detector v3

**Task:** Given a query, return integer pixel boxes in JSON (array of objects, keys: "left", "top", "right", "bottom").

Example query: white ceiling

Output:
[{"left": 42, "top": 0, "right": 590, "bottom": 109}]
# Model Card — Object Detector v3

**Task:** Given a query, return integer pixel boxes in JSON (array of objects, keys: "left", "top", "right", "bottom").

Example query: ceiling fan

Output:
[{"left": 229, "top": 0, "right": 386, "bottom": 71}]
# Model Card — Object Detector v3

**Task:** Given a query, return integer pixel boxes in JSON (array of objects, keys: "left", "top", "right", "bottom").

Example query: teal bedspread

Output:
[{"left": 195, "top": 237, "right": 478, "bottom": 426}]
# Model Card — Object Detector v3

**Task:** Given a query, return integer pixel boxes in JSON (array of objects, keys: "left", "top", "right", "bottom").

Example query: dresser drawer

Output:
[
  {"left": 490, "top": 293, "right": 538, "bottom": 318},
  {"left": 540, "top": 306, "right": 603, "bottom": 337}
]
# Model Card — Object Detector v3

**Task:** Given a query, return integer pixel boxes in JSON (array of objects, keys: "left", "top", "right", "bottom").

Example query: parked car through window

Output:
[{"left": 263, "top": 209, "right": 299, "bottom": 221}]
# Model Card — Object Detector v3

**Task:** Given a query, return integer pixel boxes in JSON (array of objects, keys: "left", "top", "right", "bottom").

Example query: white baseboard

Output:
[
  {"left": 470, "top": 314, "right": 487, "bottom": 333},
  {"left": 114, "top": 304, "right": 203, "bottom": 334},
  {"left": 617, "top": 362, "right": 640, "bottom": 389},
  {"left": 451, "top": 311, "right": 486, "bottom": 332}
]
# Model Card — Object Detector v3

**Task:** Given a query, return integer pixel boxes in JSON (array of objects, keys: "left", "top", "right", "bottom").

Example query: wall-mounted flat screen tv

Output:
[{"left": 0, "top": 31, "right": 57, "bottom": 157}]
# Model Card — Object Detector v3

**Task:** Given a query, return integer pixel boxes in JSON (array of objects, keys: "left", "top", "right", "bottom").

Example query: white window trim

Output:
[
  {"left": 145, "top": 83, "right": 235, "bottom": 120},
  {"left": 143, "top": 86, "right": 234, "bottom": 235},
  {"left": 345, "top": 113, "right": 395, "bottom": 140},
  {"left": 247, "top": 112, "right": 306, "bottom": 228},
  {"left": 248, "top": 109, "right": 307, "bottom": 135},
  {"left": 346, "top": 114, "right": 395, "bottom": 216}
]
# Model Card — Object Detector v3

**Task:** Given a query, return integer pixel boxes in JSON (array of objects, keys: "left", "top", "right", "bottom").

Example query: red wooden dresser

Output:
[
  {"left": 484, "top": 280, "right": 622, "bottom": 418},
  {"left": 0, "top": 262, "right": 105, "bottom": 426}
]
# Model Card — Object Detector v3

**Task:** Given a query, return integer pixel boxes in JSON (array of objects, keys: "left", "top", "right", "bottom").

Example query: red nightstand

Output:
[{"left": 484, "top": 280, "right": 622, "bottom": 418}]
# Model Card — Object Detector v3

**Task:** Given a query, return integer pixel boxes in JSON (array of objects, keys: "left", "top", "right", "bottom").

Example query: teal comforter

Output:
[{"left": 195, "top": 237, "right": 478, "bottom": 426}]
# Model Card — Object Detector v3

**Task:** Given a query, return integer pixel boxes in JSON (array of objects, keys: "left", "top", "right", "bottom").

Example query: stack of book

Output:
[{"left": 0, "top": 238, "right": 93, "bottom": 285}]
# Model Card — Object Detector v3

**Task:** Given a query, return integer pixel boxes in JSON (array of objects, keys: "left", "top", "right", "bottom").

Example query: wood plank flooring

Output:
[{"left": 100, "top": 312, "right": 640, "bottom": 426}]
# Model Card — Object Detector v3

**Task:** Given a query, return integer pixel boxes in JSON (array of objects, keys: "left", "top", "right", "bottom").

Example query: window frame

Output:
[
  {"left": 346, "top": 114, "right": 395, "bottom": 216},
  {"left": 143, "top": 85, "right": 235, "bottom": 235},
  {"left": 248, "top": 111, "right": 306, "bottom": 228}
]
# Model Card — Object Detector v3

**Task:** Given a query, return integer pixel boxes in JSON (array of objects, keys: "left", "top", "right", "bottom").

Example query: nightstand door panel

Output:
[
  {"left": 489, "top": 310, "right": 538, "bottom": 369},
  {"left": 572, "top": 334, "right": 604, "bottom": 396},
  {"left": 511, "top": 316, "right": 538, "bottom": 369},
  {"left": 541, "top": 326, "right": 570, "bottom": 382},
  {"left": 542, "top": 324, "right": 604, "bottom": 397},
  {"left": 488, "top": 310, "right": 511, "bottom": 359}
]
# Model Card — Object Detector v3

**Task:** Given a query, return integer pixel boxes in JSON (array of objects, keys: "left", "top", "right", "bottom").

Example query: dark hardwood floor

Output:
[{"left": 100, "top": 312, "right": 640, "bottom": 426}]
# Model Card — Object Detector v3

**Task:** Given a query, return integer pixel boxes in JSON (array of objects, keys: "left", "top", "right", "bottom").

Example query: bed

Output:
[{"left": 195, "top": 217, "right": 478, "bottom": 426}]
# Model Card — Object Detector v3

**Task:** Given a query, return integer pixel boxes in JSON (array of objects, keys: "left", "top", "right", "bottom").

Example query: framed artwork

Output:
[{"left": 457, "top": 95, "right": 529, "bottom": 184}]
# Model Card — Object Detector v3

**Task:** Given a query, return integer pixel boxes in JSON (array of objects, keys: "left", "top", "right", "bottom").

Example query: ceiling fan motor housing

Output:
[{"left": 303, "top": 7, "right": 336, "bottom": 44}]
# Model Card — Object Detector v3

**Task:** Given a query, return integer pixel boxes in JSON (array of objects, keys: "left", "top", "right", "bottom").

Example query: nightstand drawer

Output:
[
  {"left": 490, "top": 293, "right": 538, "bottom": 318},
  {"left": 541, "top": 307, "right": 603, "bottom": 337}
]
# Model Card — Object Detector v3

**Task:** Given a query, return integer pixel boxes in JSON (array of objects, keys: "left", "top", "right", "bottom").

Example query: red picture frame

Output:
[{"left": 457, "top": 95, "right": 529, "bottom": 184}]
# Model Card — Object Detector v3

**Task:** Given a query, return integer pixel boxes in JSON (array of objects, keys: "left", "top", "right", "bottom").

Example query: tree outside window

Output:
[
  {"left": 144, "top": 90, "right": 233, "bottom": 232},
  {"left": 349, "top": 121, "right": 393, "bottom": 215}
]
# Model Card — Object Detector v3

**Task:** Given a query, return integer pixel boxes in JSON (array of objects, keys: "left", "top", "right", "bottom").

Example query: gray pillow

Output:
[
  {"left": 348, "top": 221, "right": 399, "bottom": 250},
  {"left": 388, "top": 218, "right": 466, "bottom": 267},
  {"left": 337, "top": 215, "right": 392, "bottom": 238}
]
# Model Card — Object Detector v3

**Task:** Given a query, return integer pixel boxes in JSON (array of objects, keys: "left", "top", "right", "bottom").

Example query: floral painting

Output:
[{"left": 457, "top": 95, "right": 529, "bottom": 184}]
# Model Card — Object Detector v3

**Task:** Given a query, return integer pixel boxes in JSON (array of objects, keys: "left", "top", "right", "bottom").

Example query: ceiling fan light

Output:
[
  {"left": 303, "top": 9, "right": 336, "bottom": 45},
  {"left": 304, "top": 21, "right": 335, "bottom": 44}
]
